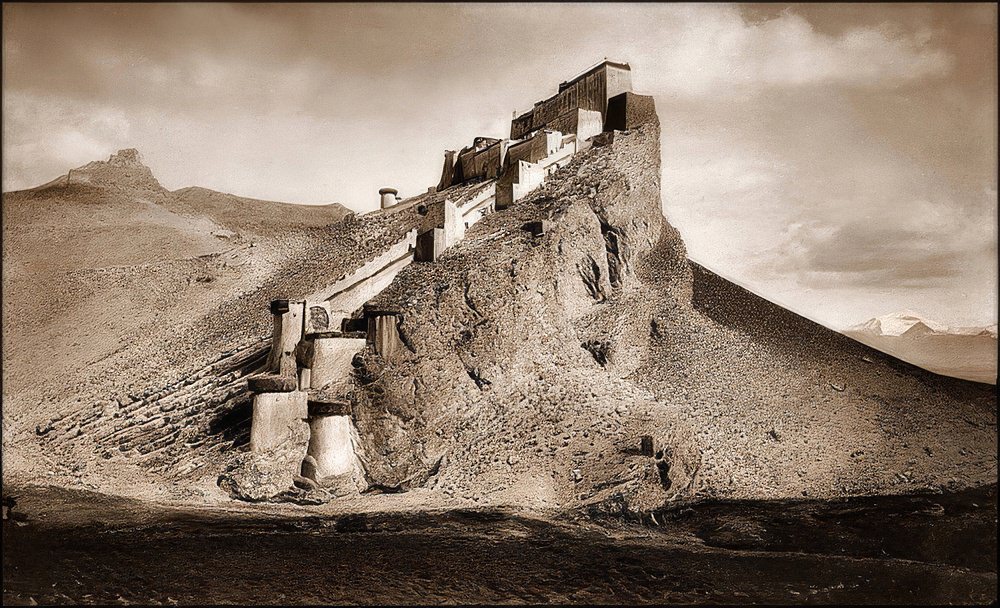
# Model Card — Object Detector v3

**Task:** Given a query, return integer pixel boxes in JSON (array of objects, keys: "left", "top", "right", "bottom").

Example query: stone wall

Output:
[
  {"left": 306, "top": 230, "right": 418, "bottom": 330},
  {"left": 507, "top": 130, "right": 563, "bottom": 166},
  {"left": 458, "top": 140, "right": 506, "bottom": 183},
  {"left": 605, "top": 92, "right": 658, "bottom": 132},
  {"left": 548, "top": 109, "right": 604, "bottom": 144}
]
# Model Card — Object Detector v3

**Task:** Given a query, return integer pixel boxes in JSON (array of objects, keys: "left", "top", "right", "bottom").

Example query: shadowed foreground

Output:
[{"left": 2, "top": 485, "right": 996, "bottom": 605}]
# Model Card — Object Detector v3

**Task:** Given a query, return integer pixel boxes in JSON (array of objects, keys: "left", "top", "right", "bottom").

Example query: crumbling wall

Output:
[
  {"left": 507, "top": 130, "right": 562, "bottom": 166},
  {"left": 459, "top": 140, "right": 505, "bottom": 183},
  {"left": 456, "top": 184, "right": 496, "bottom": 229},
  {"left": 306, "top": 230, "right": 417, "bottom": 329},
  {"left": 496, "top": 161, "right": 545, "bottom": 210}
]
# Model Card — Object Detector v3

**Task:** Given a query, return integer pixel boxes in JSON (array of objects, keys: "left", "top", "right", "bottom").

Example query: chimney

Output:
[{"left": 379, "top": 187, "right": 398, "bottom": 209}]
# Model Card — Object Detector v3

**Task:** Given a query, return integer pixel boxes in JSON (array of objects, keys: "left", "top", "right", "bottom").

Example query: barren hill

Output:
[
  {"left": 3, "top": 122, "right": 996, "bottom": 514},
  {"left": 1, "top": 150, "right": 351, "bottom": 479}
]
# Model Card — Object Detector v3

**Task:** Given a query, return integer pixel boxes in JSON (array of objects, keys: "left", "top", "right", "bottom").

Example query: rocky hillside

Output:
[
  {"left": 345, "top": 117, "right": 996, "bottom": 512},
  {"left": 1, "top": 149, "right": 495, "bottom": 498},
  {"left": 4, "top": 123, "right": 996, "bottom": 513}
]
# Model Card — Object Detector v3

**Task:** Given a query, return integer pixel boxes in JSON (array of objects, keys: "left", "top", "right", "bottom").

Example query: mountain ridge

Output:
[
  {"left": 845, "top": 310, "right": 997, "bottom": 384},
  {"left": 847, "top": 309, "right": 996, "bottom": 338},
  {"left": 2, "top": 148, "right": 353, "bottom": 438},
  {"left": 18, "top": 148, "right": 352, "bottom": 220}
]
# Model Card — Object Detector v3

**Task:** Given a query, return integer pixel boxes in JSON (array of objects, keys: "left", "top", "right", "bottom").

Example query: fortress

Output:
[
  {"left": 245, "top": 61, "right": 656, "bottom": 493},
  {"left": 11, "top": 53, "right": 997, "bottom": 527}
]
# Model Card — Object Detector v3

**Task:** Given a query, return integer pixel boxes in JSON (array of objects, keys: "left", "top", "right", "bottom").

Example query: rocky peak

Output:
[
  {"left": 107, "top": 148, "right": 143, "bottom": 167},
  {"left": 32, "top": 147, "right": 166, "bottom": 194}
]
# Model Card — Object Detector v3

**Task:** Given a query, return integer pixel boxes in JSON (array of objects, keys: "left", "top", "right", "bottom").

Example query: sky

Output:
[{"left": 3, "top": 3, "right": 996, "bottom": 329}]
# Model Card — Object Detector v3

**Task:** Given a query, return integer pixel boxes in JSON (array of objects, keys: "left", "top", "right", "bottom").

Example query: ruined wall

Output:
[
  {"left": 456, "top": 184, "right": 496, "bottom": 228},
  {"left": 507, "top": 130, "right": 561, "bottom": 166},
  {"left": 458, "top": 141, "right": 506, "bottom": 183},
  {"left": 496, "top": 161, "right": 545, "bottom": 210},
  {"left": 437, "top": 151, "right": 460, "bottom": 191},
  {"left": 306, "top": 230, "right": 418, "bottom": 330}
]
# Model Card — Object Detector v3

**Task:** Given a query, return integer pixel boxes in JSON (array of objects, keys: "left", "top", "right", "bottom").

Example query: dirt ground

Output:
[{"left": 3, "top": 483, "right": 996, "bottom": 605}]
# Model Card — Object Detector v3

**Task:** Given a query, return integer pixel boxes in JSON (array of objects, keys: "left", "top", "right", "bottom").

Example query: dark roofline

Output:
[
  {"left": 558, "top": 60, "right": 631, "bottom": 92},
  {"left": 513, "top": 60, "right": 631, "bottom": 122},
  {"left": 458, "top": 137, "right": 506, "bottom": 159}
]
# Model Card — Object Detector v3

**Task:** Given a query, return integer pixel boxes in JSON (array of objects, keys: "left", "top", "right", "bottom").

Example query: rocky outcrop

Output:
[
  {"left": 107, "top": 148, "right": 143, "bottom": 166},
  {"left": 348, "top": 118, "right": 702, "bottom": 511},
  {"left": 34, "top": 148, "right": 167, "bottom": 194}
]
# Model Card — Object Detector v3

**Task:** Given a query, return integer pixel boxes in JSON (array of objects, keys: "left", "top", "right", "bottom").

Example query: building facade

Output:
[{"left": 510, "top": 60, "right": 632, "bottom": 140}]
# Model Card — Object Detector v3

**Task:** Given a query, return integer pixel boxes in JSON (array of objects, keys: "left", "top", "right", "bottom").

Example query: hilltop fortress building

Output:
[
  {"left": 435, "top": 61, "right": 654, "bottom": 199},
  {"left": 510, "top": 60, "right": 633, "bottom": 139},
  {"left": 250, "top": 60, "right": 656, "bottom": 493}
]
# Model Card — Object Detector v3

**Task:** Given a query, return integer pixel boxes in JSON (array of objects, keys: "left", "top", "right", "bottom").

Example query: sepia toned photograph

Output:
[{"left": 2, "top": 2, "right": 997, "bottom": 605}]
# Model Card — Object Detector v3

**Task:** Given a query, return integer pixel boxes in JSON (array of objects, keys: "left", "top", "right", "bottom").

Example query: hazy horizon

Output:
[{"left": 3, "top": 3, "right": 996, "bottom": 330}]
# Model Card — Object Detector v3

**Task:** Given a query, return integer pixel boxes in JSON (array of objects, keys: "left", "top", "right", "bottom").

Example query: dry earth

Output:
[{"left": 3, "top": 483, "right": 996, "bottom": 605}]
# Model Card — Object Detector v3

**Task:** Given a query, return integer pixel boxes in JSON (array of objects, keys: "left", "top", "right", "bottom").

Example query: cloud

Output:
[
  {"left": 661, "top": 73, "right": 995, "bottom": 328},
  {"left": 2, "top": 3, "right": 993, "bottom": 328},
  {"left": 2, "top": 92, "right": 132, "bottom": 190},
  {"left": 644, "top": 5, "right": 954, "bottom": 98},
  {"left": 774, "top": 223, "right": 974, "bottom": 288},
  {"left": 767, "top": 186, "right": 997, "bottom": 285}
]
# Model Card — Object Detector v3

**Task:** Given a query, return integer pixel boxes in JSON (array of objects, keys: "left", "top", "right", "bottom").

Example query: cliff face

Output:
[{"left": 352, "top": 121, "right": 696, "bottom": 510}]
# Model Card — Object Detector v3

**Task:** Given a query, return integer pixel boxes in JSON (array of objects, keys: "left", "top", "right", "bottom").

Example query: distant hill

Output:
[
  {"left": 844, "top": 311, "right": 997, "bottom": 384},
  {"left": 1, "top": 149, "right": 351, "bottom": 422}
]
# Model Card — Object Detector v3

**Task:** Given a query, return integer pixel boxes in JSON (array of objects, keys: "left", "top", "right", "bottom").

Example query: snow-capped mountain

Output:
[{"left": 844, "top": 311, "right": 997, "bottom": 384}]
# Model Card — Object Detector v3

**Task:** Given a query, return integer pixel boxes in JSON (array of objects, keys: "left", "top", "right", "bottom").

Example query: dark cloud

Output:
[{"left": 790, "top": 222, "right": 981, "bottom": 287}]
